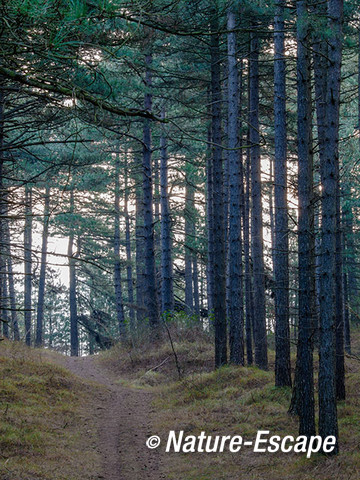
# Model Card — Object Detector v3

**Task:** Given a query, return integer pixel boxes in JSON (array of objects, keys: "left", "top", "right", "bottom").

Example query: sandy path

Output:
[{"left": 60, "top": 355, "right": 164, "bottom": 480}]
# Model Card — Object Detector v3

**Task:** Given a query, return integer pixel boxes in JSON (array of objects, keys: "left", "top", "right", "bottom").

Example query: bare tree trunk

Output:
[
  {"left": 318, "top": 0, "right": 343, "bottom": 453},
  {"left": 249, "top": 25, "right": 267, "bottom": 370},
  {"left": 227, "top": 7, "right": 244, "bottom": 365},
  {"left": 274, "top": 0, "right": 291, "bottom": 387},
  {"left": 35, "top": 186, "right": 50, "bottom": 347},
  {"left": 293, "top": 0, "right": 316, "bottom": 436},
  {"left": 24, "top": 184, "right": 33, "bottom": 346},
  {"left": 124, "top": 157, "right": 136, "bottom": 333},
  {"left": 68, "top": 189, "right": 78, "bottom": 357},
  {"left": 142, "top": 50, "right": 160, "bottom": 330},
  {"left": 210, "top": 7, "right": 227, "bottom": 367},
  {"left": 160, "top": 107, "right": 174, "bottom": 315},
  {"left": 185, "top": 177, "right": 194, "bottom": 315},
  {"left": 114, "top": 153, "right": 126, "bottom": 339}
]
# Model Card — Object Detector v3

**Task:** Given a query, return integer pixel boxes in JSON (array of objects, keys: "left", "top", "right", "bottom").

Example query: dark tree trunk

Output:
[
  {"left": 293, "top": 0, "right": 316, "bottom": 436},
  {"left": 249, "top": 25, "right": 267, "bottom": 370},
  {"left": 24, "top": 184, "right": 33, "bottom": 346},
  {"left": 35, "top": 187, "right": 50, "bottom": 347},
  {"left": 124, "top": 158, "right": 136, "bottom": 333},
  {"left": 244, "top": 141, "right": 254, "bottom": 366},
  {"left": 135, "top": 161, "right": 145, "bottom": 324},
  {"left": 227, "top": 7, "right": 244, "bottom": 365},
  {"left": 274, "top": 0, "right": 291, "bottom": 387},
  {"left": 2, "top": 270, "right": 9, "bottom": 338},
  {"left": 160, "top": 107, "right": 174, "bottom": 315},
  {"left": 68, "top": 190, "right": 79, "bottom": 357},
  {"left": 206, "top": 108, "right": 214, "bottom": 316},
  {"left": 114, "top": 153, "right": 126, "bottom": 339},
  {"left": 193, "top": 254, "right": 200, "bottom": 319},
  {"left": 318, "top": 0, "right": 343, "bottom": 453},
  {"left": 185, "top": 177, "right": 194, "bottom": 315},
  {"left": 210, "top": 8, "right": 227, "bottom": 367},
  {"left": 142, "top": 51, "right": 160, "bottom": 330}
]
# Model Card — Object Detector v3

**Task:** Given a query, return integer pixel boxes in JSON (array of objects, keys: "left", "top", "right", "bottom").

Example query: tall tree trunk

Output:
[
  {"left": 206, "top": 101, "right": 214, "bottom": 316},
  {"left": 2, "top": 271, "right": 9, "bottom": 338},
  {"left": 185, "top": 177, "right": 194, "bottom": 315},
  {"left": 135, "top": 161, "right": 145, "bottom": 325},
  {"left": 142, "top": 50, "right": 160, "bottom": 330},
  {"left": 227, "top": 7, "right": 244, "bottom": 365},
  {"left": 160, "top": 107, "right": 174, "bottom": 315},
  {"left": 35, "top": 187, "right": 50, "bottom": 347},
  {"left": 293, "top": 0, "right": 316, "bottom": 436},
  {"left": 244, "top": 140, "right": 254, "bottom": 366},
  {"left": 24, "top": 184, "right": 33, "bottom": 346},
  {"left": 124, "top": 158, "right": 136, "bottom": 333},
  {"left": 210, "top": 7, "right": 227, "bottom": 367},
  {"left": 6, "top": 244, "right": 20, "bottom": 340},
  {"left": 274, "top": 0, "right": 291, "bottom": 387},
  {"left": 318, "top": 0, "right": 343, "bottom": 453},
  {"left": 193, "top": 253, "right": 200, "bottom": 318},
  {"left": 68, "top": 189, "right": 78, "bottom": 357},
  {"left": 249, "top": 25, "right": 267, "bottom": 370},
  {"left": 114, "top": 153, "right": 126, "bottom": 339}
]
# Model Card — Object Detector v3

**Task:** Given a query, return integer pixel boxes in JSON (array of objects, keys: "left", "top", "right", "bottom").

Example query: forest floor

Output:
[
  {"left": 56, "top": 354, "right": 163, "bottom": 480},
  {"left": 1, "top": 325, "right": 360, "bottom": 480}
]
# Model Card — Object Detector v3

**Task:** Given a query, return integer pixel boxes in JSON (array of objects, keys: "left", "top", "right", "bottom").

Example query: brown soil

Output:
[{"left": 59, "top": 355, "right": 165, "bottom": 480}]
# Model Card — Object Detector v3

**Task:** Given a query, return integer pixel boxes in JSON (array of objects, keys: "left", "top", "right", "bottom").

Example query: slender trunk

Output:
[
  {"left": 293, "top": 0, "right": 316, "bottom": 436},
  {"left": 68, "top": 190, "right": 78, "bottom": 357},
  {"left": 206, "top": 104, "right": 214, "bottom": 316},
  {"left": 160, "top": 107, "right": 174, "bottom": 314},
  {"left": 318, "top": 0, "right": 343, "bottom": 453},
  {"left": 35, "top": 187, "right": 50, "bottom": 347},
  {"left": 274, "top": 0, "right": 291, "bottom": 387},
  {"left": 135, "top": 171, "right": 145, "bottom": 324},
  {"left": 124, "top": 159, "right": 136, "bottom": 333},
  {"left": 114, "top": 154, "right": 126, "bottom": 339},
  {"left": 210, "top": 8, "right": 227, "bottom": 367},
  {"left": 193, "top": 254, "right": 200, "bottom": 318},
  {"left": 142, "top": 51, "right": 160, "bottom": 330},
  {"left": 185, "top": 177, "right": 194, "bottom": 315},
  {"left": 24, "top": 184, "right": 33, "bottom": 346},
  {"left": 249, "top": 25, "right": 267, "bottom": 370},
  {"left": 227, "top": 8, "right": 244, "bottom": 365},
  {"left": 244, "top": 140, "right": 254, "bottom": 366}
]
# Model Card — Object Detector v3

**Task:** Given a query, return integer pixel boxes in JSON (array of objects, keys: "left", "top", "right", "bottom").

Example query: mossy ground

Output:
[{"left": 0, "top": 341, "right": 101, "bottom": 480}]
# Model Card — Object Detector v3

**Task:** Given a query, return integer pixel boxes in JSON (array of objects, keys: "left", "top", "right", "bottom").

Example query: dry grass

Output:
[
  {"left": 101, "top": 324, "right": 360, "bottom": 480},
  {"left": 0, "top": 340, "right": 101, "bottom": 480}
]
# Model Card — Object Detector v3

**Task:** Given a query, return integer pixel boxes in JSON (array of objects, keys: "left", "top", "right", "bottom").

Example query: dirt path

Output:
[{"left": 60, "top": 355, "right": 164, "bottom": 480}]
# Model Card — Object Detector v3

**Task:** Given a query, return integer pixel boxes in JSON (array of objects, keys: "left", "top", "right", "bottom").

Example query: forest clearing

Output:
[{"left": 1, "top": 0, "right": 360, "bottom": 478}]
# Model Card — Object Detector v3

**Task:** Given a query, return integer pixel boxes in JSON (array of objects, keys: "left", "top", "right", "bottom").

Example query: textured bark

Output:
[
  {"left": 124, "top": 159, "right": 136, "bottom": 333},
  {"left": 135, "top": 171, "right": 145, "bottom": 324},
  {"left": 249, "top": 26, "right": 267, "bottom": 370},
  {"left": 160, "top": 108, "right": 174, "bottom": 314},
  {"left": 68, "top": 190, "right": 78, "bottom": 357},
  {"left": 294, "top": 0, "right": 316, "bottom": 436},
  {"left": 274, "top": 0, "right": 291, "bottom": 387},
  {"left": 227, "top": 8, "right": 244, "bottom": 365},
  {"left": 318, "top": 0, "right": 343, "bottom": 453},
  {"left": 192, "top": 254, "right": 200, "bottom": 319},
  {"left": 184, "top": 179, "right": 194, "bottom": 315},
  {"left": 206, "top": 108, "right": 214, "bottom": 316},
  {"left": 2, "top": 271, "right": 9, "bottom": 338},
  {"left": 210, "top": 8, "right": 227, "bottom": 367},
  {"left": 114, "top": 154, "right": 126, "bottom": 339},
  {"left": 24, "top": 184, "right": 33, "bottom": 346},
  {"left": 244, "top": 142, "right": 254, "bottom": 366},
  {"left": 35, "top": 187, "right": 50, "bottom": 347},
  {"left": 142, "top": 51, "right": 160, "bottom": 330}
]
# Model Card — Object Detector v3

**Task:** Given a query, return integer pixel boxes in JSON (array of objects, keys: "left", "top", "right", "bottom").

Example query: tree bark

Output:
[
  {"left": 114, "top": 153, "right": 126, "bottom": 339},
  {"left": 68, "top": 189, "right": 79, "bottom": 357},
  {"left": 227, "top": 7, "right": 244, "bottom": 365},
  {"left": 24, "top": 184, "right": 33, "bottom": 346},
  {"left": 274, "top": 0, "right": 291, "bottom": 387},
  {"left": 249, "top": 25, "right": 267, "bottom": 370},
  {"left": 210, "top": 7, "right": 227, "bottom": 367},
  {"left": 142, "top": 50, "right": 160, "bottom": 330}
]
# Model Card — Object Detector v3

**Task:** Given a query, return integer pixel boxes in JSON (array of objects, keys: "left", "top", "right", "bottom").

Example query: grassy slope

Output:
[
  {"left": 101, "top": 325, "right": 360, "bottom": 480},
  {"left": 0, "top": 341, "right": 101, "bottom": 480}
]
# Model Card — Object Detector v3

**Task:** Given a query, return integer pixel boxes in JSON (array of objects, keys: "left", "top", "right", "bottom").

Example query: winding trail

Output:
[{"left": 59, "top": 355, "right": 164, "bottom": 480}]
